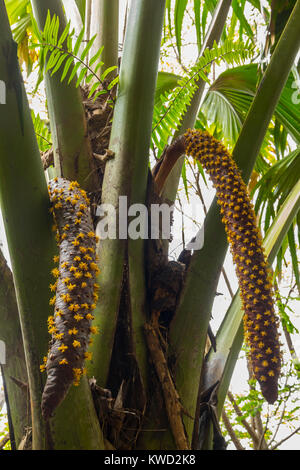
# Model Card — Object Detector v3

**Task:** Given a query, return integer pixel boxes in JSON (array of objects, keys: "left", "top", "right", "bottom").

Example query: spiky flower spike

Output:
[
  {"left": 184, "top": 129, "right": 281, "bottom": 404},
  {"left": 41, "top": 177, "right": 99, "bottom": 420}
]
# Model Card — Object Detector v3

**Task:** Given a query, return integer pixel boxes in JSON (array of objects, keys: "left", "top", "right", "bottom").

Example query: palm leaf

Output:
[
  {"left": 174, "top": 0, "right": 188, "bottom": 61},
  {"left": 152, "top": 39, "right": 254, "bottom": 157},
  {"left": 204, "top": 64, "right": 300, "bottom": 144},
  {"left": 30, "top": 14, "right": 118, "bottom": 101}
]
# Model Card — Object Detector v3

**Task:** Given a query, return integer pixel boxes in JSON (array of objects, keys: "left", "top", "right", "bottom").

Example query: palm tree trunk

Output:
[
  {"left": 89, "top": 0, "right": 119, "bottom": 80},
  {"left": 0, "top": 252, "right": 29, "bottom": 448},
  {"left": 88, "top": 0, "right": 166, "bottom": 395}
]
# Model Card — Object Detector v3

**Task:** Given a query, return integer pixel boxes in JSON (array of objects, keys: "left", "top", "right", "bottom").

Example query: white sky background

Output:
[{"left": 0, "top": 0, "right": 299, "bottom": 450}]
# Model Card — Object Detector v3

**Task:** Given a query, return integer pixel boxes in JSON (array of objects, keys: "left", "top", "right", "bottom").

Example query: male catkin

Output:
[
  {"left": 184, "top": 129, "right": 281, "bottom": 404},
  {"left": 41, "top": 178, "right": 99, "bottom": 419}
]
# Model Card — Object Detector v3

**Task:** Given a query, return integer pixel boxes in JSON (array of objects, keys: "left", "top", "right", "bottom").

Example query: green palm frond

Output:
[
  {"left": 254, "top": 147, "right": 300, "bottom": 284},
  {"left": 203, "top": 64, "right": 300, "bottom": 145},
  {"left": 255, "top": 147, "right": 300, "bottom": 214},
  {"left": 30, "top": 12, "right": 118, "bottom": 101},
  {"left": 152, "top": 39, "right": 255, "bottom": 157},
  {"left": 5, "top": 0, "right": 30, "bottom": 24},
  {"left": 31, "top": 111, "right": 51, "bottom": 153}
]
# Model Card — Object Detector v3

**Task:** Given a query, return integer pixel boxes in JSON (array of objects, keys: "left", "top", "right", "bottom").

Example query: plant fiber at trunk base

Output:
[
  {"left": 183, "top": 129, "right": 281, "bottom": 404},
  {"left": 41, "top": 177, "right": 99, "bottom": 420}
]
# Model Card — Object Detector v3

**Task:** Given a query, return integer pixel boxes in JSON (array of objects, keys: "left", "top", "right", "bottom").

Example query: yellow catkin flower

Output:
[
  {"left": 51, "top": 268, "right": 60, "bottom": 278},
  {"left": 61, "top": 293, "right": 72, "bottom": 303},
  {"left": 73, "top": 368, "right": 82, "bottom": 386},
  {"left": 74, "top": 314, "right": 84, "bottom": 322},
  {"left": 74, "top": 271, "right": 83, "bottom": 279},
  {"left": 54, "top": 333, "right": 64, "bottom": 340},
  {"left": 89, "top": 262, "right": 99, "bottom": 271},
  {"left": 183, "top": 129, "right": 281, "bottom": 404},
  {"left": 49, "top": 283, "right": 57, "bottom": 292},
  {"left": 68, "top": 328, "right": 78, "bottom": 335},
  {"left": 90, "top": 326, "right": 99, "bottom": 335},
  {"left": 67, "top": 283, "right": 76, "bottom": 291},
  {"left": 43, "top": 177, "right": 100, "bottom": 420},
  {"left": 86, "top": 313, "right": 95, "bottom": 321},
  {"left": 79, "top": 262, "right": 88, "bottom": 271},
  {"left": 55, "top": 309, "right": 64, "bottom": 317},
  {"left": 59, "top": 358, "right": 68, "bottom": 365}
]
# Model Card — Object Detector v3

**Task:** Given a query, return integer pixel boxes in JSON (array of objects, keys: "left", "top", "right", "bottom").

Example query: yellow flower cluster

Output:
[
  {"left": 41, "top": 177, "right": 101, "bottom": 418},
  {"left": 184, "top": 129, "right": 281, "bottom": 404}
]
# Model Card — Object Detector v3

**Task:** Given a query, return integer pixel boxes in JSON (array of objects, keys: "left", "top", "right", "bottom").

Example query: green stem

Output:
[
  {"left": 89, "top": 0, "right": 119, "bottom": 80},
  {"left": 30, "top": 0, "right": 97, "bottom": 192},
  {"left": 0, "top": 252, "right": 30, "bottom": 448},
  {"left": 84, "top": 0, "right": 92, "bottom": 47},
  {"left": 88, "top": 0, "right": 166, "bottom": 393}
]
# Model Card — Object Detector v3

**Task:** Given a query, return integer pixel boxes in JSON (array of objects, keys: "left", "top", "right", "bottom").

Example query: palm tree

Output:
[{"left": 0, "top": 0, "right": 299, "bottom": 450}]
